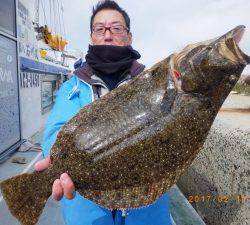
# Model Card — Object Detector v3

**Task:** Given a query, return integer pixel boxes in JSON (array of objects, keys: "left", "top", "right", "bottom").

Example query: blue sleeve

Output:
[{"left": 42, "top": 78, "right": 81, "bottom": 158}]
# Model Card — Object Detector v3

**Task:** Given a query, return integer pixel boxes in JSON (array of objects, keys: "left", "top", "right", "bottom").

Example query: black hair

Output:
[{"left": 90, "top": 0, "right": 130, "bottom": 33}]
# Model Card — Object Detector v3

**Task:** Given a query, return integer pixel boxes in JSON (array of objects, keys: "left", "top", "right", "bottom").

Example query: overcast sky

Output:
[{"left": 45, "top": 0, "right": 250, "bottom": 72}]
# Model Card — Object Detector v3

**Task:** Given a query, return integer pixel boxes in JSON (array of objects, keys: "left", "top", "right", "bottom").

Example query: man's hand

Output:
[{"left": 34, "top": 156, "right": 75, "bottom": 201}]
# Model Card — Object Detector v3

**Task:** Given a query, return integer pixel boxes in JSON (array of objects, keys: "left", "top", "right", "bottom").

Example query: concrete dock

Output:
[{"left": 177, "top": 93, "right": 250, "bottom": 225}]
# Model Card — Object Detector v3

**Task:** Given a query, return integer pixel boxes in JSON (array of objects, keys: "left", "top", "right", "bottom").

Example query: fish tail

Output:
[{"left": 0, "top": 171, "right": 51, "bottom": 225}]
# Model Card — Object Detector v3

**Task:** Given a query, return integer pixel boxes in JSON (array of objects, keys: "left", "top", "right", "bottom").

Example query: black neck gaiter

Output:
[{"left": 85, "top": 45, "right": 141, "bottom": 90}]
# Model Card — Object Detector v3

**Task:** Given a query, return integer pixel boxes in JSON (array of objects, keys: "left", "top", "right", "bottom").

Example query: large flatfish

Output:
[{"left": 1, "top": 25, "right": 249, "bottom": 225}]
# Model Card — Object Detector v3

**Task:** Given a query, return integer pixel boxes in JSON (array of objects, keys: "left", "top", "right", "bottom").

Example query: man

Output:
[{"left": 35, "top": 1, "right": 171, "bottom": 224}]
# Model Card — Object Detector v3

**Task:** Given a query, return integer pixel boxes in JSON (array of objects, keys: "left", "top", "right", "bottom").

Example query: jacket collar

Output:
[{"left": 74, "top": 60, "right": 145, "bottom": 87}]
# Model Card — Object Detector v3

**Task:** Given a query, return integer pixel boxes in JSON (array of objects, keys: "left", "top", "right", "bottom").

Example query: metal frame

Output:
[
  {"left": 0, "top": 0, "right": 17, "bottom": 39},
  {"left": 0, "top": 0, "right": 23, "bottom": 162},
  {"left": 0, "top": 30, "right": 17, "bottom": 41},
  {"left": 15, "top": 0, "right": 23, "bottom": 141},
  {"left": 21, "top": 67, "right": 68, "bottom": 76},
  {"left": 0, "top": 140, "right": 25, "bottom": 164},
  {"left": 40, "top": 73, "right": 61, "bottom": 115}
]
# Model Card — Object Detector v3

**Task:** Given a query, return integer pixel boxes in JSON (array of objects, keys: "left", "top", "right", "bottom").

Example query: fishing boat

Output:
[{"left": 0, "top": 0, "right": 83, "bottom": 161}]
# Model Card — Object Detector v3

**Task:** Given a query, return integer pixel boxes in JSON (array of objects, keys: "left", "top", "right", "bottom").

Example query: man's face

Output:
[{"left": 91, "top": 9, "right": 132, "bottom": 46}]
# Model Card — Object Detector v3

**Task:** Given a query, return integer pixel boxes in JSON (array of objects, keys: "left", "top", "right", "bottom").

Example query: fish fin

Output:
[{"left": 0, "top": 172, "right": 51, "bottom": 225}]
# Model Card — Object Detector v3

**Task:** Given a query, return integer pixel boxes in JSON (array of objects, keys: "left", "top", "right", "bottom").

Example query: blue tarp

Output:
[{"left": 20, "top": 57, "right": 70, "bottom": 75}]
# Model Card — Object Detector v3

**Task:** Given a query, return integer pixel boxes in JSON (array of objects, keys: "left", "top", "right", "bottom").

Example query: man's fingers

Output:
[
  {"left": 52, "top": 179, "right": 64, "bottom": 201},
  {"left": 34, "top": 156, "right": 51, "bottom": 171},
  {"left": 60, "top": 173, "right": 75, "bottom": 200},
  {"left": 35, "top": 160, "right": 76, "bottom": 201}
]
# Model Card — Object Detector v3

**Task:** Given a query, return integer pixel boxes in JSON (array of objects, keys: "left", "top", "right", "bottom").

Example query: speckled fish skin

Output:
[{"left": 1, "top": 25, "right": 250, "bottom": 225}]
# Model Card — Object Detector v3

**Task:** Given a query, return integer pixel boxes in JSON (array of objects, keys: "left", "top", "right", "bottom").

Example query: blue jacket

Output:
[{"left": 42, "top": 75, "right": 171, "bottom": 225}]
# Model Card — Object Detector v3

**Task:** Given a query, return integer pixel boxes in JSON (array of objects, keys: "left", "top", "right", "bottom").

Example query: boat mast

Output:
[{"left": 34, "top": 0, "right": 40, "bottom": 26}]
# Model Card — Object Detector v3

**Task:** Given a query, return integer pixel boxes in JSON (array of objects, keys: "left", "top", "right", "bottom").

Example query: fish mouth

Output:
[
  {"left": 218, "top": 25, "right": 250, "bottom": 64},
  {"left": 169, "top": 26, "right": 250, "bottom": 93},
  {"left": 230, "top": 25, "right": 245, "bottom": 44}
]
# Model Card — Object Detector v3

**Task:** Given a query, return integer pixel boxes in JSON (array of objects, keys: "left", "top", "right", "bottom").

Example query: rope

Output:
[
  {"left": 52, "top": 0, "right": 57, "bottom": 34},
  {"left": 40, "top": 0, "right": 47, "bottom": 25},
  {"left": 61, "top": 2, "right": 67, "bottom": 40},
  {"left": 49, "top": 0, "right": 52, "bottom": 31},
  {"left": 56, "top": 0, "right": 62, "bottom": 37}
]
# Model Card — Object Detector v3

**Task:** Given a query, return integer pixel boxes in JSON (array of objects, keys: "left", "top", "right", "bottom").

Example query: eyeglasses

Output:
[{"left": 92, "top": 25, "right": 129, "bottom": 36}]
